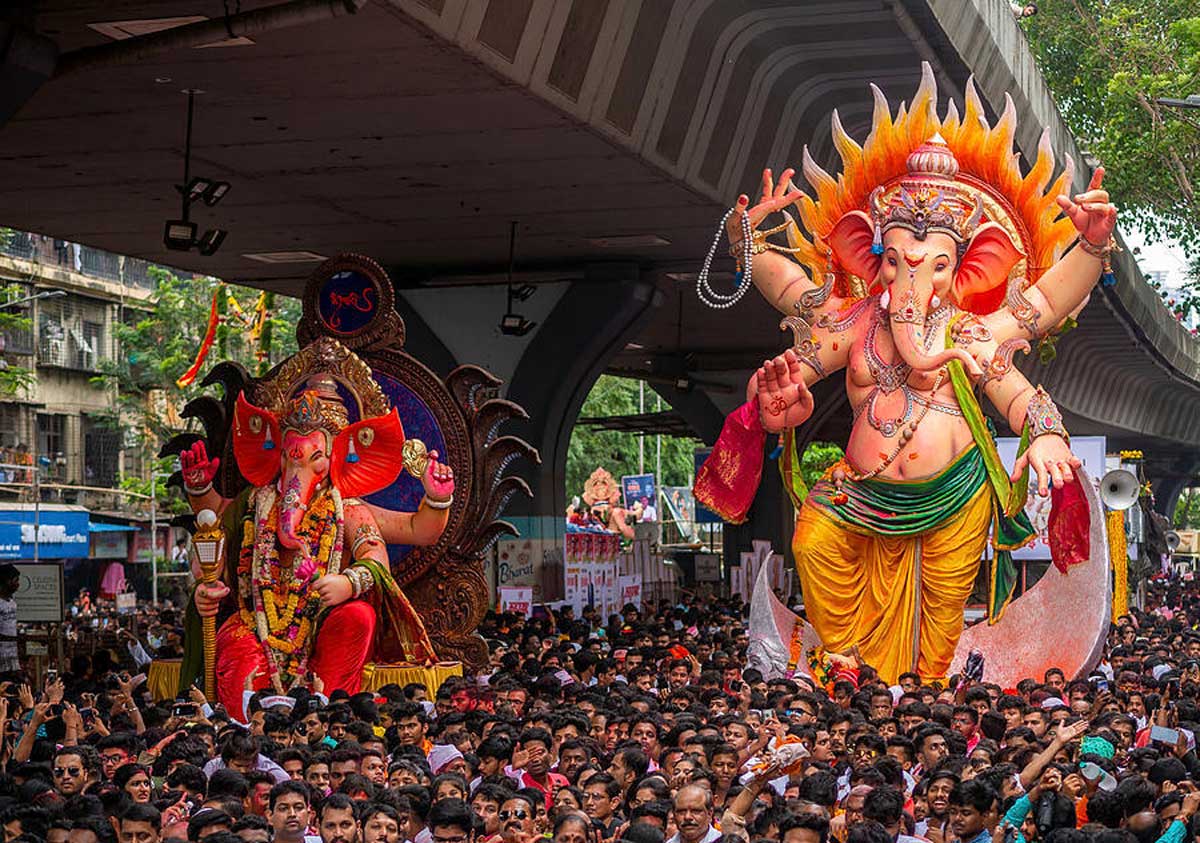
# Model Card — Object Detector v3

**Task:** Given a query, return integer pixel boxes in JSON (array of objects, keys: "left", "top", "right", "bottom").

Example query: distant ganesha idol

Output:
[
  {"left": 566, "top": 467, "right": 636, "bottom": 539},
  {"left": 181, "top": 338, "right": 455, "bottom": 714},
  {"left": 695, "top": 64, "right": 1117, "bottom": 682}
]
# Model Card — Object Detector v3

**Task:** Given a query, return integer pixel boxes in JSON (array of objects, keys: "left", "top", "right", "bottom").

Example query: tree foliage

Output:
[
  {"left": 565, "top": 375, "right": 845, "bottom": 512},
  {"left": 1023, "top": 1, "right": 1200, "bottom": 252},
  {"left": 799, "top": 441, "right": 845, "bottom": 489},
  {"left": 0, "top": 229, "right": 36, "bottom": 398},
  {"left": 1175, "top": 487, "right": 1200, "bottom": 529},
  {"left": 93, "top": 267, "right": 301, "bottom": 448},
  {"left": 566, "top": 376, "right": 700, "bottom": 504}
]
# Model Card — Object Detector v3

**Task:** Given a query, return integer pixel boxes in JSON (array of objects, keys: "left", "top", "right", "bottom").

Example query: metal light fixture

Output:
[
  {"left": 499, "top": 222, "right": 537, "bottom": 337},
  {"left": 1157, "top": 95, "right": 1200, "bottom": 109},
  {"left": 164, "top": 220, "right": 198, "bottom": 252},
  {"left": 196, "top": 228, "right": 227, "bottom": 256},
  {"left": 499, "top": 313, "right": 536, "bottom": 336},
  {"left": 183, "top": 177, "right": 211, "bottom": 204},
  {"left": 163, "top": 90, "right": 230, "bottom": 255},
  {"left": 202, "top": 180, "right": 230, "bottom": 206}
]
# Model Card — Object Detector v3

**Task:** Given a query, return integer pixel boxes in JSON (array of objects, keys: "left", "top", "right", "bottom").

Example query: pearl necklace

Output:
[{"left": 697, "top": 208, "right": 755, "bottom": 309}]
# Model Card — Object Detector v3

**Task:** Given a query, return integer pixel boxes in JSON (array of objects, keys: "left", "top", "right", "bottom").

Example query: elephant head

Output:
[
  {"left": 826, "top": 135, "right": 1025, "bottom": 375},
  {"left": 232, "top": 379, "right": 406, "bottom": 550}
]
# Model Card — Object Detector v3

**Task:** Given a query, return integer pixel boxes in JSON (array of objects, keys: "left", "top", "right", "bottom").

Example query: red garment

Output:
[
  {"left": 216, "top": 599, "right": 377, "bottom": 719},
  {"left": 520, "top": 771, "right": 568, "bottom": 809},
  {"left": 693, "top": 401, "right": 766, "bottom": 525},
  {"left": 1048, "top": 477, "right": 1089, "bottom": 573}
]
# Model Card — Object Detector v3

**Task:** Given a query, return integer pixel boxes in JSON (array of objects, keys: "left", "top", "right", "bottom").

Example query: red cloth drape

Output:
[
  {"left": 215, "top": 600, "right": 376, "bottom": 719},
  {"left": 1048, "top": 477, "right": 1090, "bottom": 573},
  {"left": 693, "top": 401, "right": 766, "bottom": 525}
]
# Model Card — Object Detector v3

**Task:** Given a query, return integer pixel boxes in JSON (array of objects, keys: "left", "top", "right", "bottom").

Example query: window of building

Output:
[
  {"left": 83, "top": 418, "right": 120, "bottom": 488},
  {"left": 36, "top": 295, "right": 109, "bottom": 370},
  {"left": 0, "top": 283, "right": 34, "bottom": 356},
  {"left": 36, "top": 414, "right": 66, "bottom": 479}
]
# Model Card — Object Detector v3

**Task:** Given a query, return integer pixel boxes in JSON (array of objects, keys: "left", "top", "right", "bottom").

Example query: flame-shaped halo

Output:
[{"left": 786, "top": 62, "right": 1078, "bottom": 301}]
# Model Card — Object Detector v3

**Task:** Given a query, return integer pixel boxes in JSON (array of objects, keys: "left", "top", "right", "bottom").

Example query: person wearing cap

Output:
[{"left": 428, "top": 744, "right": 469, "bottom": 778}]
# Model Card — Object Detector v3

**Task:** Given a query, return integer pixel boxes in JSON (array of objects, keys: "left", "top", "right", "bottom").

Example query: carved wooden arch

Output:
[{"left": 163, "top": 254, "right": 537, "bottom": 670}]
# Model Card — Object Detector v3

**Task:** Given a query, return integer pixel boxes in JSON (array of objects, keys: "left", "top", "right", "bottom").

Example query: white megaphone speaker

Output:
[
  {"left": 1167, "top": 531, "right": 1182, "bottom": 553},
  {"left": 1100, "top": 469, "right": 1140, "bottom": 512}
]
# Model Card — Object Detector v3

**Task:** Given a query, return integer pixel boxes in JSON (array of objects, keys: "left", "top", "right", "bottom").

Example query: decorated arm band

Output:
[
  {"left": 1026, "top": 386, "right": 1069, "bottom": 442},
  {"left": 351, "top": 522, "right": 384, "bottom": 556}
]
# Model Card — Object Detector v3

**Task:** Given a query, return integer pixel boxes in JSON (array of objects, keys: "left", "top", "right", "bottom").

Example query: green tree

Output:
[
  {"left": 1023, "top": 2, "right": 1200, "bottom": 250},
  {"left": 566, "top": 376, "right": 699, "bottom": 504},
  {"left": 93, "top": 268, "right": 301, "bottom": 448},
  {"left": 1175, "top": 487, "right": 1200, "bottom": 529},
  {"left": 800, "top": 441, "right": 845, "bottom": 489},
  {"left": 0, "top": 230, "right": 36, "bottom": 397}
]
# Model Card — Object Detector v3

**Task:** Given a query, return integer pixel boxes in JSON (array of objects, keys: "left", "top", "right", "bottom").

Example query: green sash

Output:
[
  {"left": 779, "top": 429, "right": 809, "bottom": 512},
  {"left": 945, "top": 317, "right": 1035, "bottom": 624},
  {"left": 809, "top": 446, "right": 989, "bottom": 535}
]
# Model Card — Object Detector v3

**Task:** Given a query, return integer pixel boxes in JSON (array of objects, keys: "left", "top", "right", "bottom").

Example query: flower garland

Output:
[
  {"left": 805, "top": 646, "right": 838, "bottom": 694},
  {"left": 237, "top": 483, "right": 344, "bottom": 690}
]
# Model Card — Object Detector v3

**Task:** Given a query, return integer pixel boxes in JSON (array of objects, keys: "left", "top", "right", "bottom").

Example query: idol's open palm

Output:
[{"left": 756, "top": 350, "right": 814, "bottom": 433}]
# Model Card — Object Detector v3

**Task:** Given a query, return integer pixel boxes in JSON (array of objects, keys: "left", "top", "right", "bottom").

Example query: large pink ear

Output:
[
  {"left": 954, "top": 222, "right": 1025, "bottom": 315},
  {"left": 232, "top": 392, "right": 282, "bottom": 487},
  {"left": 827, "top": 211, "right": 881, "bottom": 288},
  {"left": 331, "top": 409, "right": 406, "bottom": 499}
]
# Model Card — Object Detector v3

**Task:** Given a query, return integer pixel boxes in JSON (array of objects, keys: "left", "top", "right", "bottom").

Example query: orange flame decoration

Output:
[
  {"left": 175, "top": 289, "right": 221, "bottom": 389},
  {"left": 785, "top": 63, "right": 1078, "bottom": 300}
]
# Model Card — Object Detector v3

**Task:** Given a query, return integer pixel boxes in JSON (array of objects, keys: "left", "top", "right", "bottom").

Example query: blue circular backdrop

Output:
[
  {"left": 365, "top": 371, "right": 447, "bottom": 567},
  {"left": 318, "top": 270, "right": 380, "bottom": 335}
]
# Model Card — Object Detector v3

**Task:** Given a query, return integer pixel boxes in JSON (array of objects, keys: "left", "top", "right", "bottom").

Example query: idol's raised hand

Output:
[
  {"left": 755, "top": 349, "right": 814, "bottom": 433},
  {"left": 1056, "top": 167, "right": 1117, "bottom": 246},
  {"left": 727, "top": 167, "right": 804, "bottom": 242}
]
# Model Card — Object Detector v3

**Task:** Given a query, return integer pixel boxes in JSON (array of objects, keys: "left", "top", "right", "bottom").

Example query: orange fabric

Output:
[{"left": 791, "top": 480, "right": 991, "bottom": 683}]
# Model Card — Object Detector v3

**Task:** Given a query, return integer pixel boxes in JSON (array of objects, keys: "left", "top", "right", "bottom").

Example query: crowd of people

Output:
[{"left": 4, "top": 579, "right": 1200, "bottom": 843}]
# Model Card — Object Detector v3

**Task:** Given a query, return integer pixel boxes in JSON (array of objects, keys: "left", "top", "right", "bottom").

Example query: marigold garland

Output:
[{"left": 237, "top": 484, "right": 345, "bottom": 689}]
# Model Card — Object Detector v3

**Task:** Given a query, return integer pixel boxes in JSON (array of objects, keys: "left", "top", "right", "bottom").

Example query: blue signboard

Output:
[
  {"left": 0, "top": 509, "right": 91, "bottom": 560},
  {"left": 621, "top": 473, "right": 657, "bottom": 521}
]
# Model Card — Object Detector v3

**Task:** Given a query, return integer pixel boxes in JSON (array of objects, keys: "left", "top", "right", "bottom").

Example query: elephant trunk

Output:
[
  {"left": 277, "top": 473, "right": 315, "bottom": 550},
  {"left": 887, "top": 278, "right": 981, "bottom": 376}
]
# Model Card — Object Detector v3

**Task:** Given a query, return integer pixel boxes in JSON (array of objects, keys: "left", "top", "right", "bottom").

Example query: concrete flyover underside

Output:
[{"left": 0, "top": 0, "right": 1198, "bottom": 530}]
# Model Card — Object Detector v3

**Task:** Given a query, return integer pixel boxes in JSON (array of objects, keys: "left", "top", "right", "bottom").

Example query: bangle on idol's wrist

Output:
[
  {"left": 422, "top": 494, "right": 453, "bottom": 510},
  {"left": 1077, "top": 234, "right": 1115, "bottom": 259},
  {"left": 1026, "top": 386, "right": 1069, "bottom": 442},
  {"left": 343, "top": 566, "right": 374, "bottom": 598},
  {"left": 185, "top": 481, "right": 213, "bottom": 496}
]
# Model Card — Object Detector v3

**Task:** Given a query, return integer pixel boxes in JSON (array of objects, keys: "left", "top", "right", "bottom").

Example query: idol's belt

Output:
[{"left": 809, "top": 446, "right": 987, "bottom": 537}]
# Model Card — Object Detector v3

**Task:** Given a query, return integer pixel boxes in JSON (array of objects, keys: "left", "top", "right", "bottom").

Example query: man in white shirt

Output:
[{"left": 668, "top": 785, "right": 722, "bottom": 843}]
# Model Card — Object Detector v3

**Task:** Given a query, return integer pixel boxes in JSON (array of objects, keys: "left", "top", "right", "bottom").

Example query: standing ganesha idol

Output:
[
  {"left": 180, "top": 341, "right": 455, "bottom": 716},
  {"left": 695, "top": 65, "right": 1118, "bottom": 682}
]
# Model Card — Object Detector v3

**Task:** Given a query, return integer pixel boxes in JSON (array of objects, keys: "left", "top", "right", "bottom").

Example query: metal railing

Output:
[{"left": 1, "top": 232, "right": 163, "bottom": 291}]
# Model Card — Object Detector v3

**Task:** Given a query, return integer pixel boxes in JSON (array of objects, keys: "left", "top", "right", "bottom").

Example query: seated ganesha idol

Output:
[
  {"left": 180, "top": 369, "right": 454, "bottom": 716},
  {"left": 695, "top": 68, "right": 1118, "bottom": 683}
]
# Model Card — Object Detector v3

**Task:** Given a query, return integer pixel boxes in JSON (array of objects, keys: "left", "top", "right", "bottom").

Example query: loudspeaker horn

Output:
[
  {"left": 1101, "top": 469, "right": 1140, "bottom": 512},
  {"left": 1167, "top": 531, "right": 1182, "bottom": 552}
]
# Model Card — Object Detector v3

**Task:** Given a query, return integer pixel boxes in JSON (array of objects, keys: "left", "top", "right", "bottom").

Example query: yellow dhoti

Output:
[{"left": 792, "top": 449, "right": 994, "bottom": 684}]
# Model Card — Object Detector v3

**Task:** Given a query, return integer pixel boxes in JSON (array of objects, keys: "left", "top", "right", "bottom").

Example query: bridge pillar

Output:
[
  {"left": 1145, "top": 457, "right": 1200, "bottom": 521},
  {"left": 396, "top": 275, "right": 661, "bottom": 576},
  {"left": 504, "top": 278, "right": 661, "bottom": 544}
]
